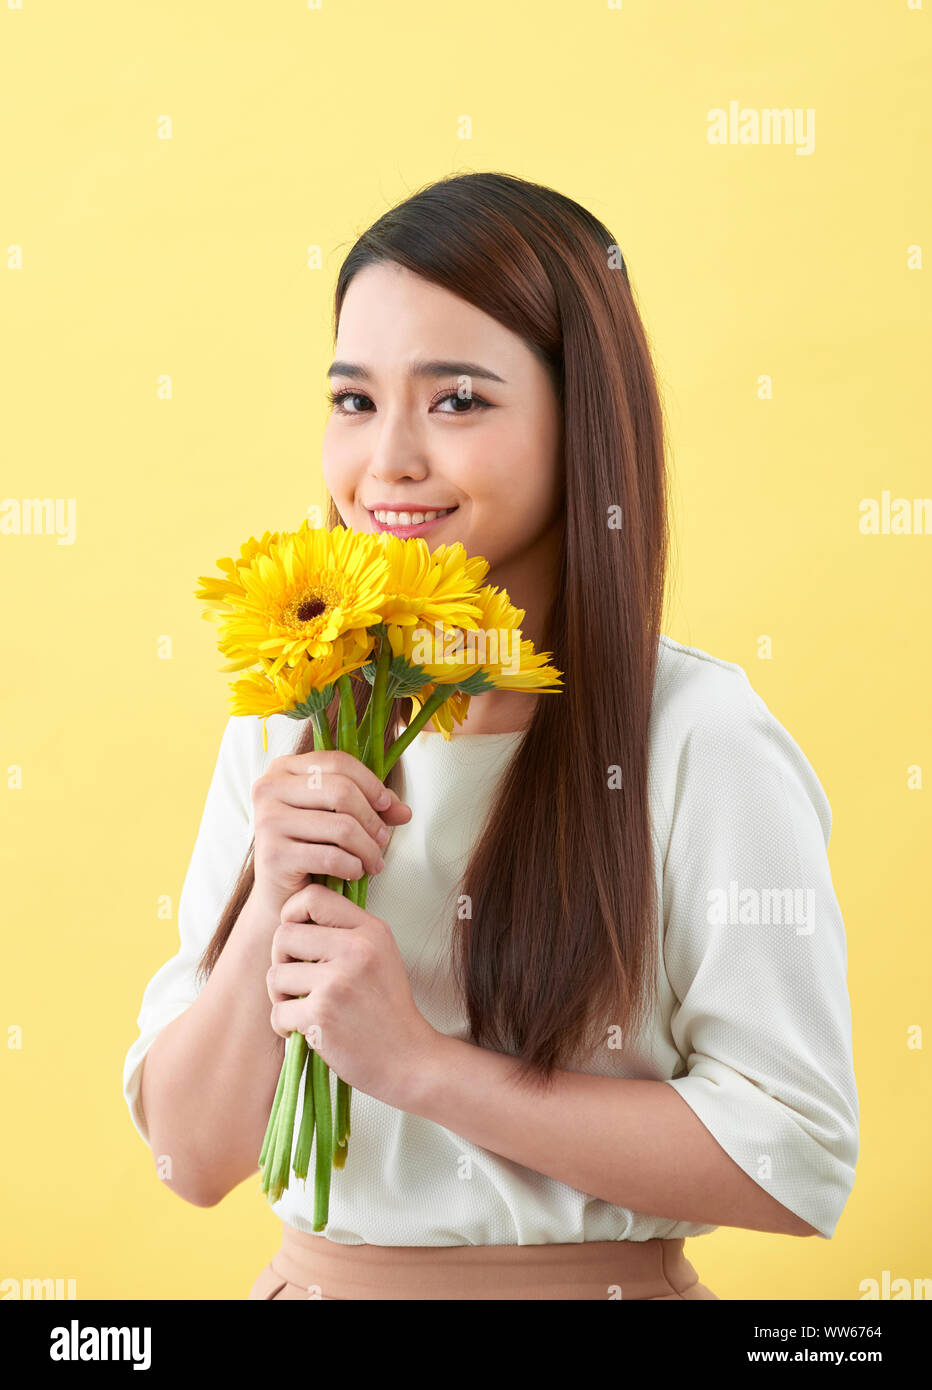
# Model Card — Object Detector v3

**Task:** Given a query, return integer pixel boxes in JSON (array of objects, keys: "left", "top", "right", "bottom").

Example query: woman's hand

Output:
[
  {"left": 266, "top": 882, "right": 440, "bottom": 1108},
  {"left": 250, "top": 749, "right": 412, "bottom": 921}
]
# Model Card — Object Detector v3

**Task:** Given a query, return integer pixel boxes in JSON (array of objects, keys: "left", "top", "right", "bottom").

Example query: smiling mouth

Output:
[{"left": 369, "top": 506, "right": 457, "bottom": 525}]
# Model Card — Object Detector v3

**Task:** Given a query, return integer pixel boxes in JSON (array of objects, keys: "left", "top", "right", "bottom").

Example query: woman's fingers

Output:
[
  {"left": 260, "top": 751, "right": 411, "bottom": 849},
  {"left": 251, "top": 748, "right": 412, "bottom": 914},
  {"left": 267, "top": 959, "right": 317, "bottom": 1004},
  {"left": 259, "top": 804, "right": 388, "bottom": 878},
  {"left": 280, "top": 881, "right": 367, "bottom": 928},
  {"left": 268, "top": 886, "right": 369, "bottom": 997},
  {"left": 271, "top": 884, "right": 369, "bottom": 966},
  {"left": 278, "top": 748, "right": 404, "bottom": 815}
]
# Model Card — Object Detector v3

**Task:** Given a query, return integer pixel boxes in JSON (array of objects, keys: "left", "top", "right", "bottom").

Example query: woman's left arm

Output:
[
  {"left": 395, "top": 676, "right": 859, "bottom": 1240},
  {"left": 397, "top": 1032, "right": 820, "bottom": 1235}
]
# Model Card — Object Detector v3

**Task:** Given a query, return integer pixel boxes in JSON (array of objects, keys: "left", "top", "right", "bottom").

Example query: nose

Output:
[{"left": 365, "top": 404, "right": 431, "bottom": 486}]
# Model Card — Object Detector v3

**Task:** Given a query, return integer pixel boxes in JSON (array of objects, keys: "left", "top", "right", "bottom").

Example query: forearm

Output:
[
  {"left": 140, "top": 885, "right": 285, "bottom": 1206},
  {"left": 400, "top": 1033, "right": 817, "bottom": 1237}
]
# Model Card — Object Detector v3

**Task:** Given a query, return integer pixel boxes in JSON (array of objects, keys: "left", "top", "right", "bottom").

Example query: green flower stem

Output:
[
  {"left": 293, "top": 1050, "right": 316, "bottom": 1182},
  {"left": 332, "top": 675, "right": 360, "bottom": 1178},
  {"left": 337, "top": 673, "right": 360, "bottom": 760},
  {"left": 384, "top": 685, "right": 453, "bottom": 773},
  {"left": 357, "top": 627, "right": 390, "bottom": 760},
  {"left": 265, "top": 1027, "right": 308, "bottom": 1205},
  {"left": 264, "top": 1119, "right": 283, "bottom": 1197},
  {"left": 333, "top": 1079, "right": 349, "bottom": 1168},
  {"left": 262, "top": 1065, "right": 291, "bottom": 1196},
  {"left": 311, "top": 1049, "right": 333, "bottom": 1231},
  {"left": 330, "top": 870, "right": 358, "bottom": 1166},
  {"left": 357, "top": 690, "right": 373, "bottom": 744},
  {"left": 312, "top": 707, "right": 334, "bottom": 749},
  {"left": 260, "top": 1117, "right": 276, "bottom": 1192},
  {"left": 258, "top": 1055, "right": 287, "bottom": 1169},
  {"left": 334, "top": 869, "right": 370, "bottom": 1159},
  {"left": 368, "top": 633, "right": 393, "bottom": 778},
  {"left": 310, "top": 710, "right": 343, "bottom": 895}
]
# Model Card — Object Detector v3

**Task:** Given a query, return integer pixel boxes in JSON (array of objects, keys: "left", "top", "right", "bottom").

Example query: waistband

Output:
[{"left": 267, "top": 1221, "right": 706, "bottom": 1300}]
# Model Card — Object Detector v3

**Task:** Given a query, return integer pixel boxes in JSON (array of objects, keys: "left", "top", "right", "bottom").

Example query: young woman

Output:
[{"left": 123, "top": 172, "right": 859, "bottom": 1301}]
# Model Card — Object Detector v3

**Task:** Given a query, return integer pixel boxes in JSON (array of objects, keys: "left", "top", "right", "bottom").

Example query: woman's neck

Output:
[
  {"left": 449, "top": 689, "right": 540, "bottom": 736},
  {"left": 485, "top": 514, "right": 562, "bottom": 642}
]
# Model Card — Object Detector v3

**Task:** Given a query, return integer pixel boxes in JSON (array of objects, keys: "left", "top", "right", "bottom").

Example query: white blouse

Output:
[{"left": 123, "top": 634, "right": 859, "bottom": 1245}]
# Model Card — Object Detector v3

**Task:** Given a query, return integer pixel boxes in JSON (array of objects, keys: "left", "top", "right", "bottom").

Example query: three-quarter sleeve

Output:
[
  {"left": 659, "top": 671, "right": 859, "bottom": 1239},
  {"left": 122, "top": 714, "right": 260, "bottom": 1146}
]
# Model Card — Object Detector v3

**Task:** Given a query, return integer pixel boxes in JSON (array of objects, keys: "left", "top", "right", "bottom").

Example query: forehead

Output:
[{"left": 335, "top": 263, "right": 531, "bottom": 378}]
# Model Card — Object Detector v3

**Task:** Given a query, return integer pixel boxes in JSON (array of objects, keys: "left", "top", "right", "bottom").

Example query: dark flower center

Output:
[{"left": 296, "top": 596, "right": 327, "bottom": 622}]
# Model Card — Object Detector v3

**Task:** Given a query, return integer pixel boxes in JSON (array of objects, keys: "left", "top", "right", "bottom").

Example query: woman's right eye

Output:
[{"left": 327, "top": 389, "right": 374, "bottom": 415}]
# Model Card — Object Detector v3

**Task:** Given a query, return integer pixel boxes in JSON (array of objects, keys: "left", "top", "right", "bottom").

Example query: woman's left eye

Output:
[{"left": 431, "top": 389, "right": 491, "bottom": 414}]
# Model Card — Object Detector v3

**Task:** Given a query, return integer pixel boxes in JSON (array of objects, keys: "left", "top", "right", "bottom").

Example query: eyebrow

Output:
[{"left": 327, "top": 358, "right": 507, "bottom": 385}]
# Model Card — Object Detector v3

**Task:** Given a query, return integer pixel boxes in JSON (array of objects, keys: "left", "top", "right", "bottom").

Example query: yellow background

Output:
[{"left": 1, "top": 0, "right": 929, "bottom": 1301}]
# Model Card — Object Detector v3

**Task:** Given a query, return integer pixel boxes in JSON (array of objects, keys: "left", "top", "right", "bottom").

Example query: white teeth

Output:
[{"left": 373, "top": 507, "right": 454, "bottom": 525}]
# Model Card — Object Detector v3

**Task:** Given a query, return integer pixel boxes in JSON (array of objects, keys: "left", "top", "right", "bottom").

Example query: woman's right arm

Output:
[
  {"left": 138, "top": 748, "right": 410, "bottom": 1208},
  {"left": 138, "top": 882, "right": 285, "bottom": 1207}
]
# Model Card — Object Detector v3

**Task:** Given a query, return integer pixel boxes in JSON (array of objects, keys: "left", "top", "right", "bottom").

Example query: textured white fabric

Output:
[{"left": 122, "top": 634, "right": 858, "bottom": 1244}]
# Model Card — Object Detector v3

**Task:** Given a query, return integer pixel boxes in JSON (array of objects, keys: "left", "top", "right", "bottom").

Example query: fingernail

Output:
[
  {"left": 376, "top": 789, "right": 392, "bottom": 810},
  {"left": 376, "top": 824, "right": 391, "bottom": 846},
  {"left": 376, "top": 856, "right": 386, "bottom": 872}
]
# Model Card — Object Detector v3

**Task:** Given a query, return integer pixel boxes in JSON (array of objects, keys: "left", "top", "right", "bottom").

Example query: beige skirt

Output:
[{"left": 248, "top": 1221, "right": 719, "bottom": 1300}]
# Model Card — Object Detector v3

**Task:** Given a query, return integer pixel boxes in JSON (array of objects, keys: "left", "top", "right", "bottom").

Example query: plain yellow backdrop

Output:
[{"left": 1, "top": 0, "right": 929, "bottom": 1301}]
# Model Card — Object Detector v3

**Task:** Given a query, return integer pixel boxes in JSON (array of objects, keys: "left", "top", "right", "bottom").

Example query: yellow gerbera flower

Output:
[
  {"left": 230, "top": 637, "right": 374, "bottom": 750},
  {"left": 375, "top": 534, "right": 489, "bottom": 630},
  {"left": 205, "top": 523, "right": 390, "bottom": 677},
  {"left": 403, "top": 585, "right": 563, "bottom": 694},
  {"left": 194, "top": 529, "right": 282, "bottom": 620},
  {"left": 461, "top": 586, "right": 563, "bottom": 693}
]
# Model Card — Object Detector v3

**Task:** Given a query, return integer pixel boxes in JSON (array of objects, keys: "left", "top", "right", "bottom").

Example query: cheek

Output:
[
  {"left": 470, "top": 417, "right": 559, "bottom": 527},
  {"left": 464, "top": 479, "right": 554, "bottom": 572},
  {"left": 320, "top": 426, "right": 354, "bottom": 502}
]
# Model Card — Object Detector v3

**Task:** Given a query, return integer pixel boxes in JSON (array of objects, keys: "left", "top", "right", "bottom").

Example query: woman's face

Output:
[{"left": 321, "top": 262, "right": 564, "bottom": 593}]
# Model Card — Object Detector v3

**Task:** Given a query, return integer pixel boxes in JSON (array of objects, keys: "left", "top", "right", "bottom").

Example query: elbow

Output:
[
  {"left": 787, "top": 1179, "right": 857, "bottom": 1239},
  {"left": 749, "top": 1179, "right": 831, "bottom": 1238},
  {"left": 185, "top": 1184, "right": 225, "bottom": 1209},
  {"left": 145, "top": 1129, "right": 229, "bottom": 1208},
  {"left": 775, "top": 1171, "right": 858, "bottom": 1238},
  {"left": 763, "top": 1200, "right": 821, "bottom": 1238},
  {"left": 159, "top": 1168, "right": 227, "bottom": 1209},
  {"left": 787, "top": 1216, "right": 821, "bottom": 1238}
]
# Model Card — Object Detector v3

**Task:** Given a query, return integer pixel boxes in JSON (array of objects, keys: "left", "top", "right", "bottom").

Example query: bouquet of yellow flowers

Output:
[{"left": 195, "top": 521, "right": 562, "bottom": 1230}]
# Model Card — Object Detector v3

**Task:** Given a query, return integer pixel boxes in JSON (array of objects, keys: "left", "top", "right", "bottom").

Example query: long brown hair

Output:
[{"left": 197, "top": 172, "right": 670, "bottom": 1090}]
